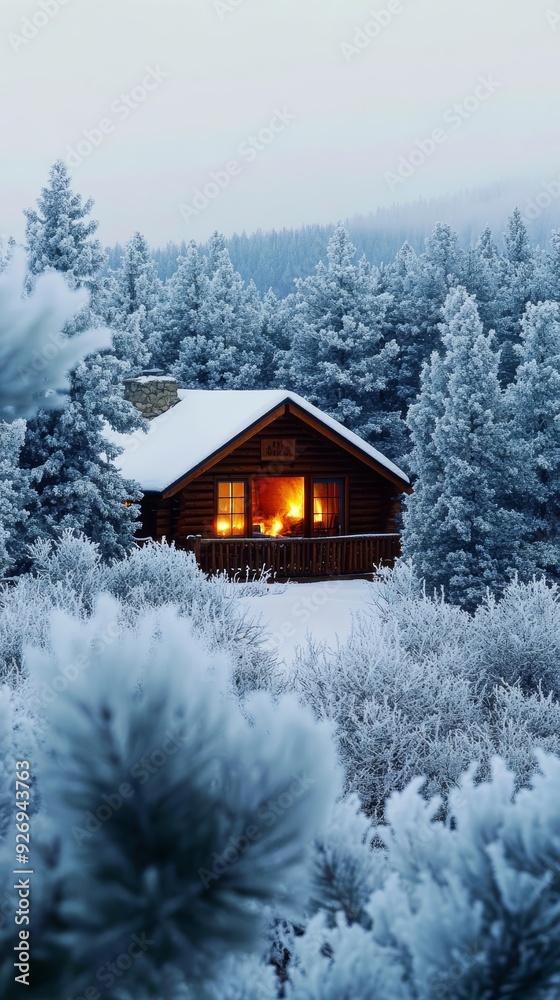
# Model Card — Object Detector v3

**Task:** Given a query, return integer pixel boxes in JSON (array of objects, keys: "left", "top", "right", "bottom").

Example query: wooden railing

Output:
[{"left": 185, "top": 533, "right": 401, "bottom": 580}]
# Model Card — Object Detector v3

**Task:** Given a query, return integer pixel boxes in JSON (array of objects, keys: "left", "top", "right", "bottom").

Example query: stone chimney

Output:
[{"left": 124, "top": 370, "right": 180, "bottom": 419}]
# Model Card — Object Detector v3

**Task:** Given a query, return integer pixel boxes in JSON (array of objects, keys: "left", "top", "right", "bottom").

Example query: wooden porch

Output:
[{"left": 185, "top": 533, "right": 401, "bottom": 580}]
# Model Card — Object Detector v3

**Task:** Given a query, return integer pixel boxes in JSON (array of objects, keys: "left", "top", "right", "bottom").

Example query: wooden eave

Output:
[
  {"left": 160, "top": 398, "right": 412, "bottom": 498},
  {"left": 285, "top": 402, "right": 413, "bottom": 493}
]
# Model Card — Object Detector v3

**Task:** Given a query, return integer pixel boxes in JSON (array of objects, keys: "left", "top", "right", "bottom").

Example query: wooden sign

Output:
[{"left": 261, "top": 438, "right": 296, "bottom": 462}]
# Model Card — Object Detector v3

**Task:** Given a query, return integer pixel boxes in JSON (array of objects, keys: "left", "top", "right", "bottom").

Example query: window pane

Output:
[
  {"left": 216, "top": 482, "right": 246, "bottom": 536},
  {"left": 313, "top": 480, "right": 342, "bottom": 536}
]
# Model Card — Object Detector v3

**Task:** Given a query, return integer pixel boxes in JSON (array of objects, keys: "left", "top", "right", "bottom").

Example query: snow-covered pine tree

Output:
[
  {"left": 279, "top": 225, "right": 406, "bottom": 458},
  {"left": 403, "top": 287, "right": 525, "bottom": 610},
  {"left": 506, "top": 301, "right": 560, "bottom": 580},
  {"left": 21, "top": 165, "right": 142, "bottom": 563},
  {"left": 173, "top": 232, "right": 265, "bottom": 389},
  {"left": 103, "top": 231, "right": 162, "bottom": 334},
  {"left": 460, "top": 226, "right": 503, "bottom": 333},
  {"left": 148, "top": 239, "right": 207, "bottom": 370},
  {"left": 20, "top": 366, "right": 143, "bottom": 564},
  {"left": 110, "top": 309, "right": 151, "bottom": 372},
  {"left": 496, "top": 208, "right": 537, "bottom": 384},
  {"left": 24, "top": 160, "right": 104, "bottom": 292},
  {"left": 413, "top": 221, "right": 464, "bottom": 339},
  {"left": 0, "top": 421, "right": 32, "bottom": 576},
  {"left": 542, "top": 228, "right": 560, "bottom": 302},
  {"left": 0, "top": 235, "right": 16, "bottom": 274},
  {"left": 262, "top": 288, "right": 294, "bottom": 388},
  {"left": 383, "top": 224, "right": 465, "bottom": 413},
  {"left": 380, "top": 240, "right": 421, "bottom": 414}
]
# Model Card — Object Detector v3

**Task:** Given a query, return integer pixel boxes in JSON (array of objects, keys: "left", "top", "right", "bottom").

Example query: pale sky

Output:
[{"left": 1, "top": 0, "right": 559, "bottom": 247}]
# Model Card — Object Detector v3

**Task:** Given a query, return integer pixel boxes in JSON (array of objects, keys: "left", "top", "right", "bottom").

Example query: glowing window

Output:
[
  {"left": 313, "top": 480, "right": 342, "bottom": 536},
  {"left": 216, "top": 481, "right": 246, "bottom": 536},
  {"left": 251, "top": 477, "right": 305, "bottom": 537}
]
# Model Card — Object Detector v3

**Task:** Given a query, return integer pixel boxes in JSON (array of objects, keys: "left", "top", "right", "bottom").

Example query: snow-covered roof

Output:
[
  {"left": 124, "top": 374, "right": 177, "bottom": 383},
  {"left": 111, "top": 389, "right": 410, "bottom": 493}
]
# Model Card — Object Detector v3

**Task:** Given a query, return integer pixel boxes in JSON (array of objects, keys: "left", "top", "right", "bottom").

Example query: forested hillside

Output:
[{"left": 103, "top": 182, "right": 560, "bottom": 296}]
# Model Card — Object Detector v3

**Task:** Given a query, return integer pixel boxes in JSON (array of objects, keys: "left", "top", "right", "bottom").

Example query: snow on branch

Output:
[{"left": 0, "top": 253, "right": 111, "bottom": 421}]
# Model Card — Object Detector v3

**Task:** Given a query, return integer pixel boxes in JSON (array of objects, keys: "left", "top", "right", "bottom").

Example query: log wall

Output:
[{"left": 139, "top": 410, "right": 404, "bottom": 549}]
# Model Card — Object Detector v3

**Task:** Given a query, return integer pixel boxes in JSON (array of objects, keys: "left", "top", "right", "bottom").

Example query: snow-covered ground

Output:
[{"left": 241, "top": 578, "right": 375, "bottom": 666}]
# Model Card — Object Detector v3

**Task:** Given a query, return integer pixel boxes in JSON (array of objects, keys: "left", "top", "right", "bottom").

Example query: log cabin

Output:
[{"left": 116, "top": 373, "right": 412, "bottom": 580}]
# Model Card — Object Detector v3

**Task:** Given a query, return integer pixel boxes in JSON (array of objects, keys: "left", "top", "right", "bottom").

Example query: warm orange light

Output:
[
  {"left": 216, "top": 516, "right": 246, "bottom": 536},
  {"left": 314, "top": 495, "right": 325, "bottom": 530},
  {"left": 253, "top": 478, "right": 305, "bottom": 537}
]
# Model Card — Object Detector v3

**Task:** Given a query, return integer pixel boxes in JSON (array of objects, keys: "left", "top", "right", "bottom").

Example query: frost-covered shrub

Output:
[
  {"left": 0, "top": 535, "right": 282, "bottom": 697},
  {"left": 290, "top": 912, "right": 408, "bottom": 999},
  {"left": 0, "top": 575, "right": 87, "bottom": 678},
  {"left": 371, "top": 559, "right": 470, "bottom": 659},
  {"left": 28, "top": 529, "right": 104, "bottom": 610},
  {"left": 289, "top": 755, "right": 560, "bottom": 999},
  {"left": 349, "top": 697, "right": 490, "bottom": 819},
  {"left": 490, "top": 683, "right": 560, "bottom": 788},
  {"left": 104, "top": 537, "right": 208, "bottom": 609},
  {"left": 295, "top": 568, "right": 560, "bottom": 818},
  {"left": 197, "top": 954, "right": 279, "bottom": 999},
  {"left": 0, "top": 532, "right": 108, "bottom": 676},
  {"left": 468, "top": 577, "right": 560, "bottom": 696},
  {"left": 308, "top": 794, "right": 384, "bottom": 928},
  {"left": 294, "top": 612, "right": 486, "bottom": 818},
  {"left": 103, "top": 540, "right": 282, "bottom": 695},
  {"left": 0, "top": 598, "right": 339, "bottom": 999}
]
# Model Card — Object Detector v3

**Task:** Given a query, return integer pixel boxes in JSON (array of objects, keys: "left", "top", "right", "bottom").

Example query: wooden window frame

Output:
[
  {"left": 310, "top": 477, "right": 347, "bottom": 537},
  {"left": 213, "top": 475, "right": 349, "bottom": 537},
  {"left": 214, "top": 478, "right": 249, "bottom": 537}
]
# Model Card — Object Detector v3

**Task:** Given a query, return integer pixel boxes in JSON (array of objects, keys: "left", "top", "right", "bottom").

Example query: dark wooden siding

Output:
[{"left": 139, "top": 412, "right": 403, "bottom": 545}]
